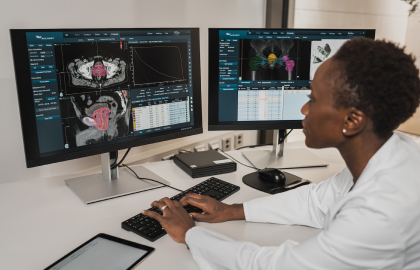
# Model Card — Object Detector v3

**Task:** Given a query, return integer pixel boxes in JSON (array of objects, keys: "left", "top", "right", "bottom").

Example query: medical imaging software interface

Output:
[
  {"left": 218, "top": 30, "right": 367, "bottom": 122},
  {"left": 25, "top": 30, "right": 195, "bottom": 154}
]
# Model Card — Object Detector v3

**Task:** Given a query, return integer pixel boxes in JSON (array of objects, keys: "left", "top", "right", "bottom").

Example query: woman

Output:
[{"left": 143, "top": 38, "right": 420, "bottom": 269}]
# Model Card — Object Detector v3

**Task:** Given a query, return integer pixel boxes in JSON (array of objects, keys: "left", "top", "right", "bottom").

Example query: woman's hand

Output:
[
  {"left": 142, "top": 197, "right": 195, "bottom": 244},
  {"left": 179, "top": 193, "right": 245, "bottom": 223}
]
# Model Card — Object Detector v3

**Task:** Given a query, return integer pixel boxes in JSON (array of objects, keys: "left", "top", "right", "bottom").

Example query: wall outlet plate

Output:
[
  {"left": 234, "top": 133, "right": 244, "bottom": 149},
  {"left": 222, "top": 137, "right": 232, "bottom": 151}
]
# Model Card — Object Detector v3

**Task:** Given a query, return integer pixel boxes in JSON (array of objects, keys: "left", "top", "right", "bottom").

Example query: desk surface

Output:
[{"left": 0, "top": 142, "right": 345, "bottom": 269}]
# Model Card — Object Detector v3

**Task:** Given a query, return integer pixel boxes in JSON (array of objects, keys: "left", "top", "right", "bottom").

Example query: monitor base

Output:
[
  {"left": 65, "top": 164, "right": 170, "bottom": 204},
  {"left": 242, "top": 170, "right": 310, "bottom": 194},
  {"left": 242, "top": 148, "right": 328, "bottom": 169}
]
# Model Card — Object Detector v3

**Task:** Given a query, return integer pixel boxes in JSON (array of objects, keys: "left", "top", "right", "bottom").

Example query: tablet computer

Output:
[{"left": 45, "top": 233, "right": 155, "bottom": 270}]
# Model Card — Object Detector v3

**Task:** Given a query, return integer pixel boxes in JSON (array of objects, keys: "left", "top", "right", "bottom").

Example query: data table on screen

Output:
[{"left": 133, "top": 98, "right": 190, "bottom": 131}]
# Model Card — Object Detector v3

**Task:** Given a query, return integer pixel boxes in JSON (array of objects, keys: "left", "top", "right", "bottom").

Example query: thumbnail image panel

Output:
[
  {"left": 309, "top": 39, "right": 349, "bottom": 79},
  {"left": 54, "top": 42, "right": 130, "bottom": 95},
  {"left": 60, "top": 91, "right": 131, "bottom": 148},
  {"left": 130, "top": 42, "right": 189, "bottom": 87},
  {"left": 239, "top": 39, "right": 299, "bottom": 81}
]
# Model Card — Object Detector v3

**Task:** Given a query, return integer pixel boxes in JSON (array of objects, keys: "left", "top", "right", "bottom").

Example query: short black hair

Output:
[{"left": 330, "top": 38, "right": 420, "bottom": 138}]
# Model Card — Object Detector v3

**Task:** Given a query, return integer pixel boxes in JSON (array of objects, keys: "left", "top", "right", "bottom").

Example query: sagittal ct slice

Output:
[{"left": 60, "top": 91, "right": 131, "bottom": 147}]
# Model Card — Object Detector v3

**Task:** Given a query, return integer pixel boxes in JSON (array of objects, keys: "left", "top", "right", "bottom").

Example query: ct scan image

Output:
[
  {"left": 54, "top": 42, "right": 130, "bottom": 95},
  {"left": 240, "top": 39, "right": 299, "bottom": 81},
  {"left": 60, "top": 91, "right": 131, "bottom": 148}
]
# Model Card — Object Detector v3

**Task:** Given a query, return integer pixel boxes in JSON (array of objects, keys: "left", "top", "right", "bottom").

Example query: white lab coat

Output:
[{"left": 185, "top": 131, "right": 420, "bottom": 270}]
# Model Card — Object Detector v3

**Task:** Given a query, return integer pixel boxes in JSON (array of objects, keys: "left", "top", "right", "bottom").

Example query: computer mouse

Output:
[{"left": 258, "top": 168, "right": 286, "bottom": 183}]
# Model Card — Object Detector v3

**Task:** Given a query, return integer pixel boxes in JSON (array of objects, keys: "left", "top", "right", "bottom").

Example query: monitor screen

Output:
[
  {"left": 10, "top": 28, "right": 202, "bottom": 167},
  {"left": 208, "top": 28, "right": 375, "bottom": 130}
]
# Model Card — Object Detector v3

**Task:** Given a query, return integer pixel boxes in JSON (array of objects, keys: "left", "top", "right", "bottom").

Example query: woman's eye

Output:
[{"left": 307, "top": 94, "right": 314, "bottom": 101}]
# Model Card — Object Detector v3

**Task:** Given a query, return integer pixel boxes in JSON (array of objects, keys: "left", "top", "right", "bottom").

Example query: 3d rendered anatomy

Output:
[
  {"left": 309, "top": 39, "right": 349, "bottom": 80},
  {"left": 248, "top": 39, "right": 295, "bottom": 81},
  {"left": 67, "top": 53, "right": 127, "bottom": 89},
  {"left": 313, "top": 43, "right": 331, "bottom": 64},
  {"left": 62, "top": 91, "right": 130, "bottom": 147}
]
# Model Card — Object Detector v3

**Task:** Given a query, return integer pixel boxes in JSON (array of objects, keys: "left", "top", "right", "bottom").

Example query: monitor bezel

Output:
[
  {"left": 10, "top": 27, "right": 203, "bottom": 168},
  {"left": 208, "top": 28, "right": 376, "bottom": 131}
]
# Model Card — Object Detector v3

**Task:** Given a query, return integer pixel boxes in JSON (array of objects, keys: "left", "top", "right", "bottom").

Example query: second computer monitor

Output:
[
  {"left": 208, "top": 28, "right": 375, "bottom": 131},
  {"left": 208, "top": 28, "right": 375, "bottom": 170}
]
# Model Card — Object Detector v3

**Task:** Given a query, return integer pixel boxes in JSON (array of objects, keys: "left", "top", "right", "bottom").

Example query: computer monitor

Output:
[
  {"left": 208, "top": 28, "right": 375, "bottom": 169},
  {"left": 10, "top": 28, "right": 202, "bottom": 203}
]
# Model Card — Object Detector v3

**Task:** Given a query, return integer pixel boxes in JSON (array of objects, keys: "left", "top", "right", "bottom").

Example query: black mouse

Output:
[{"left": 258, "top": 168, "right": 286, "bottom": 183}]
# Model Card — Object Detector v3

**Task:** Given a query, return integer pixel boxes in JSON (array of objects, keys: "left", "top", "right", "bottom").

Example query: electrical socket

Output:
[
  {"left": 194, "top": 144, "right": 206, "bottom": 152},
  {"left": 208, "top": 140, "right": 220, "bottom": 150},
  {"left": 222, "top": 137, "right": 232, "bottom": 151},
  {"left": 234, "top": 133, "right": 244, "bottom": 149}
]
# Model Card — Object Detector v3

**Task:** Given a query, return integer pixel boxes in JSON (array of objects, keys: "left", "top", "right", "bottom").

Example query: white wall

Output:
[
  {"left": 294, "top": 0, "right": 409, "bottom": 44},
  {"left": 0, "top": 0, "right": 265, "bottom": 184},
  {"left": 397, "top": 13, "right": 420, "bottom": 135}
]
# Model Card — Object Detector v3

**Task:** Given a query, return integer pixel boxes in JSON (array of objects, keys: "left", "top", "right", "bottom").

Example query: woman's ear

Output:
[{"left": 342, "top": 108, "right": 367, "bottom": 136}]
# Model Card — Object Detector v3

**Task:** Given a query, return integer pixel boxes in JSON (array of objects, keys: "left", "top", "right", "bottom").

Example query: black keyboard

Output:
[{"left": 122, "top": 177, "right": 240, "bottom": 242}]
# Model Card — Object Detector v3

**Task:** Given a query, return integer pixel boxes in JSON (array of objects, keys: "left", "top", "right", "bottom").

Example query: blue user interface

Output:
[
  {"left": 218, "top": 30, "right": 367, "bottom": 122},
  {"left": 25, "top": 30, "right": 195, "bottom": 154}
]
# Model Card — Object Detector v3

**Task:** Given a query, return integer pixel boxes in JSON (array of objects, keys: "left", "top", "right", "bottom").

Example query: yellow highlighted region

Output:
[{"left": 268, "top": 54, "right": 277, "bottom": 68}]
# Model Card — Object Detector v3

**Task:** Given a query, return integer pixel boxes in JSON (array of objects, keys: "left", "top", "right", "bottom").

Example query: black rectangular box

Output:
[{"left": 173, "top": 150, "right": 237, "bottom": 178}]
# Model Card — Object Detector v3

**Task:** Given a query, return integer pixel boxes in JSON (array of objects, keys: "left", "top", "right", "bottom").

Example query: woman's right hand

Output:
[{"left": 179, "top": 193, "right": 245, "bottom": 223}]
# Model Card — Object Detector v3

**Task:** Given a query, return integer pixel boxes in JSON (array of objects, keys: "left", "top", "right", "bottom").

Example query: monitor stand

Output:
[
  {"left": 242, "top": 129, "right": 329, "bottom": 169},
  {"left": 65, "top": 151, "right": 170, "bottom": 204}
]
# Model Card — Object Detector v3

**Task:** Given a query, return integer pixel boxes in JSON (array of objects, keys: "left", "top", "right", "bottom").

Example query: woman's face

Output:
[{"left": 301, "top": 59, "right": 348, "bottom": 149}]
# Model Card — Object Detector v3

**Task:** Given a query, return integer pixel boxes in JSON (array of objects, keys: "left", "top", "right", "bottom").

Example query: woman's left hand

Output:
[{"left": 142, "top": 197, "right": 195, "bottom": 244}]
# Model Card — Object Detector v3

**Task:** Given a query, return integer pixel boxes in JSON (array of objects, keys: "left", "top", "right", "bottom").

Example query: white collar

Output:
[{"left": 350, "top": 132, "right": 399, "bottom": 190}]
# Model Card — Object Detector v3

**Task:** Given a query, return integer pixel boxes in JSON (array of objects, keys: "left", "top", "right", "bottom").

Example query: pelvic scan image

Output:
[
  {"left": 60, "top": 91, "right": 131, "bottom": 148},
  {"left": 309, "top": 39, "right": 349, "bottom": 80},
  {"left": 67, "top": 54, "right": 127, "bottom": 89},
  {"left": 54, "top": 42, "right": 129, "bottom": 95},
  {"left": 240, "top": 39, "right": 297, "bottom": 81}
]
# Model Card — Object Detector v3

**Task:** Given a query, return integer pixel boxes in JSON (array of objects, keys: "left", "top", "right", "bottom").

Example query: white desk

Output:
[{"left": 0, "top": 141, "right": 345, "bottom": 269}]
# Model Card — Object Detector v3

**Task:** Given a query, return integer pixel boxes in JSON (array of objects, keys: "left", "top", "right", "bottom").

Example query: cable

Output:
[
  {"left": 110, "top": 151, "right": 119, "bottom": 167},
  {"left": 235, "top": 129, "right": 294, "bottom": 150},
  {"left": 216, "top": 148, "right": 260, "bottom": 171},
  {"left": 178, "top": 149, "right": 192, "bottom": 154},
  {"left": 236, "top": 143, "right": 271, "bottom": 150},
  {"left": 111, "top": 148, "right": 131, "bottom": 169},
  {"left": 122, "top": 164, "right": 184, "bottom": 193},
  {"left": 283, "top": 129, "right": 293, "bottom": 140}
]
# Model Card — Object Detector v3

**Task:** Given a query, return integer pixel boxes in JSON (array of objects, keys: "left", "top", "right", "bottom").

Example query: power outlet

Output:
[
  {"left": 194, "top": 144, "right": 206, "bottom": 152},
  {"left": 208, "top": 140, "right": 220, "bottom": 150},
  {"left": 234, "top": 133, "right": 244, "bottom": 149},
  {"left": 222, "top": 137, "right": 232, "bottom": 151}
]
